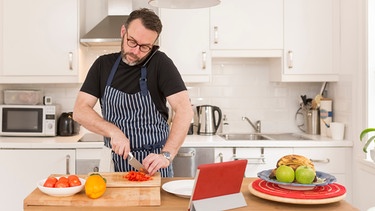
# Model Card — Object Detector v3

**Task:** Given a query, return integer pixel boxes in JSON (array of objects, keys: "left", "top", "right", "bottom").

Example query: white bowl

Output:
[{"left": 37, "top": 177, "right": 86, "bottom": 197}]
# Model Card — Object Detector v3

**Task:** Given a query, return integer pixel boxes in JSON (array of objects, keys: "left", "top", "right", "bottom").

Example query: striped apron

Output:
[{"left": 101, "top": 53, "right": 172, "bottom": 177}]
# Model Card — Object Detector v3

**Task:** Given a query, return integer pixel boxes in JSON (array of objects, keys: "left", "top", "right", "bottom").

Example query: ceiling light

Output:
[{"left": 148, "top": 0, "right": 220, "bottom": 9}]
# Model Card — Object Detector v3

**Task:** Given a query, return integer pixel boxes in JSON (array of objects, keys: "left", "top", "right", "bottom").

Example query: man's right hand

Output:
[{"left": 110, "top": 131, "right": 131, "bottom": 159}]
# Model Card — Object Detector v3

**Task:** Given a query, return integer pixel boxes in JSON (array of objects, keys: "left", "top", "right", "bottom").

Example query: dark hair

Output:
[{"left": 125, "top": 8, "right": 162, "bottom": 35}]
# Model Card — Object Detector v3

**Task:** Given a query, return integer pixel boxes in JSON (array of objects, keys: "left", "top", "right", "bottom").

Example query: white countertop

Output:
[{"left": 0, "top": 132, "right": 353, "bottom": 149}]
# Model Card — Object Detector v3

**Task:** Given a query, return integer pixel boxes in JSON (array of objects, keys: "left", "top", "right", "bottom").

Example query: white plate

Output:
[
  {"left": 37, "top": 177, "right": 86, "bottom": 197},
  {"left": 162, "top": 180, "right": 195, "bottom": 198}
]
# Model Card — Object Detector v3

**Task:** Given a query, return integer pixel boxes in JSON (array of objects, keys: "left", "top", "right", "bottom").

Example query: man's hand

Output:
[
  {"left": 110, "top": 132, "right": 130, "bottom": 159},
  {"left": 142, "top": 153, "right": 170, "bottom": 176}
]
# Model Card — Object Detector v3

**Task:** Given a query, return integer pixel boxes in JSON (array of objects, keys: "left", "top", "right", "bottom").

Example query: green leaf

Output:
[
  {"left": 360, "top": 128, "right": 375, "bottom": 153},
  {"left": 360, "top": 128, "right": 375, "bottom": 141},
  {"left": 363, "top": 136, "right": 375, "bottom": 153}
]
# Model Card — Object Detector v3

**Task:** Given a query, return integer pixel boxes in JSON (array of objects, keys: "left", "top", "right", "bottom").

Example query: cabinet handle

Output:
[
  {"left": 177, "top": 150, "right": 196, "bottom": 157},
  {"left": 214, "top": 26, "right": 219, "bottom": 44},
  {"left": 218, "top": 153, "right": 223, "bottom": 163},
  {"left": 233, "top": 156, "right": 266, "bottom": 164},
  {"left": 68, "top": 52, "right": 73, "bottom": 71},
  {"left": 287, "top": 50, "right": 293, "bottom": 69},
  {"left": 202, "top": 51, "right": 207, "bottom": 70},
  {"left": 66, "top": 155, "right": 70, "bottom": 174},
  {"left": 310, "top": 158, "right": 330, "bottom": 163}
]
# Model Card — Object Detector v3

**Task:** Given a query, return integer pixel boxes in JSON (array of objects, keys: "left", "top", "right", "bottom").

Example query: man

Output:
[{"left": 73, "top": 8, "right": 193, "bottom": 177}]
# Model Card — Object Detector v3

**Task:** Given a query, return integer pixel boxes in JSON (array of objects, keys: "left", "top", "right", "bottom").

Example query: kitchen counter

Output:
[
  {"left": 24, "top": 177, "right": 358, "bottom": 211},
  {"left": 0, "top": 132, "right": 353, "bottom": 149}
]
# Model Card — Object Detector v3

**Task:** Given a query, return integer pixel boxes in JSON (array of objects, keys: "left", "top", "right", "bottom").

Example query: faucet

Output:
[{"left": 242, "top": 116, "right": 261, "bottom": 133}]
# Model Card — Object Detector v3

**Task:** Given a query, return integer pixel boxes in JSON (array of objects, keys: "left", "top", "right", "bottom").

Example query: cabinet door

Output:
[
  {"left": 0, "top": 149, "right": 75, "bottom": 211},
  {"left": 210, "top": 0, "right": 283, "bottom": 50},
  {"left": 1, "top": 0, "right": 78, "bottom": 82},
  {"left": 283, "top": 0, "right": 339, "bottom": 76},
  {"left": 293, "top": 148, "right": 350, "bottom": 186},
  {"left": 159, "top": 8, "right": 211, "bottom": 83},
  {"left": 235, "top": 147, "right": 293, "bottom": 177}
]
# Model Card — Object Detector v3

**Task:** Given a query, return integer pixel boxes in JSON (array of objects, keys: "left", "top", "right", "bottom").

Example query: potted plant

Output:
[{"left": 360, "top": 128, "right": 375, "bottom": 161}]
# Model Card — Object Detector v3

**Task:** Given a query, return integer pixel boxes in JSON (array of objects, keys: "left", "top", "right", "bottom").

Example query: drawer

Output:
[{"left": 293, "top": 148, "right": 350, "bottom": 174}]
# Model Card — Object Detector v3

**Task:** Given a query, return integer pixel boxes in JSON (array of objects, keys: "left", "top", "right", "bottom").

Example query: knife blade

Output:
[{"left": 128, "top": 152, "right": 149, "bottom": 174}]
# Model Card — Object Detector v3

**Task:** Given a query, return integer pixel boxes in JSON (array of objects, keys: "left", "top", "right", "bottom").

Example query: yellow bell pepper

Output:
[{"left": 85, "top": 173, "right": 107, "bottom": 199}]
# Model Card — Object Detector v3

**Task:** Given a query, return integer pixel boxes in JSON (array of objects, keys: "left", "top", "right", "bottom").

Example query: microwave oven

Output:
[{"left": 0, "top": 105, "right": 58, "bottom": 136}]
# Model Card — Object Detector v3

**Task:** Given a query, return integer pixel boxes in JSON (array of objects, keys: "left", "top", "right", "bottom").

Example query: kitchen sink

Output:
[
  {"left": 262, "top": 133, "right": 311, "bottom": 140},
  {"left": 218, "top": 133, "right": 311, "bottom": 141},
  {"left": 218, "top": 133, "right": 270, "bottom": 141}
]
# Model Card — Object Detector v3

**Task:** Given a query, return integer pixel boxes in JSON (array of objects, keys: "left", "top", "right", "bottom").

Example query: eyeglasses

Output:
[{"left": 125, "top": 32, "right": 153, "bottom": 53}]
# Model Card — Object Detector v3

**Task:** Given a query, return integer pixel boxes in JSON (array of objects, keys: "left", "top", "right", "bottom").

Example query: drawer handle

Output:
[
  {"left": 202, "top": 51, "right": 206, "bottom": 70},
  {"left": 233, "top": 156, "right": 266, "bottom": 164},
  {"left": 177, "top": 151, "right": 196, "bottom": 157},
  {"left": 310, "top": 158, "right": 330, "bottom": 163},
  {"left": 66, "top": 155, "right": 70, "bottom": 174},
  {"left": 218, "top": 153, "right": 223, "bottom": 163}
]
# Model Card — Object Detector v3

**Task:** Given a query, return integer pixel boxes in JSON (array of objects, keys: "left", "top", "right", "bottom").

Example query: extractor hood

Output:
[{"left": 80, "top": 0, "right": 132, "bottom": 46}]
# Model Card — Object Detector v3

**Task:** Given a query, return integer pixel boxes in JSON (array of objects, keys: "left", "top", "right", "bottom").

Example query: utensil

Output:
[
  {"left": 128, "top": 152, "right": 149, "bottom": 174},
  {"left": 196, "top": 105, "right": 222, "bottom": 135}
]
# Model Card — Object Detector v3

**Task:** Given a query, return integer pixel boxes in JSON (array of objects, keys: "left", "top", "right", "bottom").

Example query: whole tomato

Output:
[
  {"left": 68, "top": 175, "right": 82, "bottom": 187},
  {"left": 54, "top": 176, "right": 69, "bottom": 188},
  {"left": 43, "top": 177, "right": 58, "bottom": 188}
]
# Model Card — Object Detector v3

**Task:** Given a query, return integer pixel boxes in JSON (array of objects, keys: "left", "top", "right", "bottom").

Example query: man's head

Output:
[{"left": 120, "top": 8, "right": 162, "bottom": 66}]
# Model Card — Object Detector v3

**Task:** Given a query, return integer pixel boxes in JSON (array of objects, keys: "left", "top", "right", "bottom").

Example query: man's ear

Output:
[{"left": 121, "top": 25, "right": 126, "bottom": 37}]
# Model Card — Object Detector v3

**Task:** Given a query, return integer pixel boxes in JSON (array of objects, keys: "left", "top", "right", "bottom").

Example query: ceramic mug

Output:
[{"left": 330, "top": 122, "right": 345, "bottom": 140}]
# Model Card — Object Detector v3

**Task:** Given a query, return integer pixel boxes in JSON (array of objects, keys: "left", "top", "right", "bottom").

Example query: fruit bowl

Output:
[
  {"left": 37, "top": 177, "right": 86, "bottom": 197},
  {"left": 257, "top": 169, "right": 337, "bottom": 190}
]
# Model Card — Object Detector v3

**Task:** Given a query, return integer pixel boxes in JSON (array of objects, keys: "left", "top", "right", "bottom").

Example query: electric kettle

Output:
[
  {"left": 58, "top": 112, "right": 80, "bottom": 136},
  {"left": 196, "top": 105, "right": 222, "bottom": 135}
]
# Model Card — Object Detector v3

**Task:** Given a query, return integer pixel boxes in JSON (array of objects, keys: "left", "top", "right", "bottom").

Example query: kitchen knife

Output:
[{"left": 128, "top": 152, "right": 149, "bottom": 174}]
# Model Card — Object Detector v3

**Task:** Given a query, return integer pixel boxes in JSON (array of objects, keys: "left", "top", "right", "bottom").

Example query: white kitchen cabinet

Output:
[
  {"left": 270, "top": 0, "right": 340, "bottom": 82},
  {"left": 234, "top": 147, "right": 293, "bottom": 177},
  {"left": 0, "top": 149, "right": 75, "bottom": 211},
  {"left": 293, "top": 147, "right": 350, "bottom": 187},
  {"left": 159, "top": 8, "right": 211, "bottom": 83},
  {"left": 209, "top": 0, "right": 283, "bottom": 55},
  {"left": 0, "top": 0, "right": 79, "bottom": 83},
  {"left": 293, "top": 147, "right": 352, "bottom": 203}
]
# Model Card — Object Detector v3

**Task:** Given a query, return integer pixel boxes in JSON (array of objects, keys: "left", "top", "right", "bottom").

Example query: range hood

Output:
[{"left": 80, "top": 0, "right": 132, "bottom": 46}]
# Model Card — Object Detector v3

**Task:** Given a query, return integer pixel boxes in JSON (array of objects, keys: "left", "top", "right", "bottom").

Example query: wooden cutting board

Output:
[
  {"left": 87, "top": 172, "right": 161, "bottom": 188},
  {"left": 25, "top": 172, "right": 162, "bottom": 207}
]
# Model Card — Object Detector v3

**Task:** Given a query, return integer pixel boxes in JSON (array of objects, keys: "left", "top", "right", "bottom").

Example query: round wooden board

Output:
[{"left": 248, "top": 182, "right": 346, "bottom": 205}]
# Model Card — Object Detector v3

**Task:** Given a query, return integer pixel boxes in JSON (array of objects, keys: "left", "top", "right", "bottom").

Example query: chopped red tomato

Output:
[{"left": 124, "top": 171, "right": 152, "bottom": 181}]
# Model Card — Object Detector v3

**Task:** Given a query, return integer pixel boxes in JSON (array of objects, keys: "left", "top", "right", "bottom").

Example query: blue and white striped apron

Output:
[{"left": 101, "top": 53, "right": 172, "bottom": 177}]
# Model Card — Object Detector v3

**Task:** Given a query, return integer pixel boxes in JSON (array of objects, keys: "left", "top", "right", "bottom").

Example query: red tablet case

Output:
[{"left": 191, "top": 159, "right": 247, "bottom": 200}]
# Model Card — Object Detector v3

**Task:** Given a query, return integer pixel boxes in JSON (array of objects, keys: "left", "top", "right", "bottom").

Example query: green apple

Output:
[
  {"left": 295, "top": 166, "right": 316, "bottom": 184},
  {"left": 275, "top": 165, "right": 295, "bottom": 183}
]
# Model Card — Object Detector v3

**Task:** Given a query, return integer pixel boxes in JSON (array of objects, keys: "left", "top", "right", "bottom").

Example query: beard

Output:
[{"left": 121, "top": 35, "right": 150, "bottom": 66}]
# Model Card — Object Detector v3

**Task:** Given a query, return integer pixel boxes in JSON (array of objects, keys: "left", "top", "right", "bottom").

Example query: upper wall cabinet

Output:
[
  {"left": 0, "top": 0, "right": 79, "bottom": 83},
  {"left": 209, "top": 0, "right": 283, "bottom": 57},
  {"left": 270, "top": 0, "right": 340, "bottom": 82},
  {"left": 159, "top": 8, "right": 211, "bottom": 83}
]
